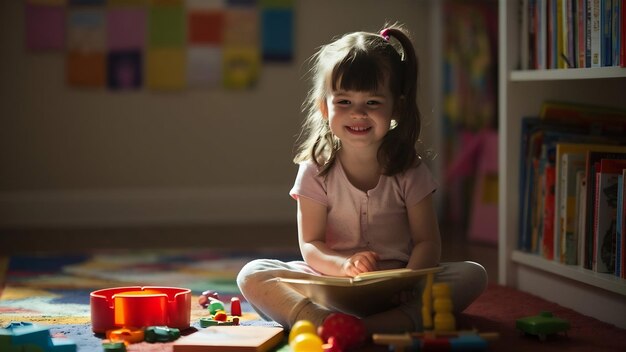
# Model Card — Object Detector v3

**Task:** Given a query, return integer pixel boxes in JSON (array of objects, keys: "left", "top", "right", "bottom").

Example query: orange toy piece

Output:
[
  {"left": 90, "top": 286, "right": 192, "bottom": 334},
  {"left": 106, "top": 327, "right": 145, "bottom": 344}
]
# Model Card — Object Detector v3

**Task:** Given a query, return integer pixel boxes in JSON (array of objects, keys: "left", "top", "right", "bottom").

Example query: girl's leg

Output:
[
  {"left": 236, "top": 259, "right": 333, "bottom": 329},
  {"left": 362, "top": 261, "right": 487, "bottom": 334},
  {"left": 436, "top": 261, "right": 488, "bottom": 313}
]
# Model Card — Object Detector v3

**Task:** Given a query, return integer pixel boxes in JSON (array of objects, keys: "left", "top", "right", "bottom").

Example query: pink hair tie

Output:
[{"left": 380, "top": 28, "right": 391, "bottom": 41}]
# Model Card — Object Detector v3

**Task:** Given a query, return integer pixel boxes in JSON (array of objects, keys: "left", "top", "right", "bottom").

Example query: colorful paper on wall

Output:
[
  {"left": 187, "top": 46, "right": 222, "bottom": 87},
  {"left": 107, "top": 50, "right": 143, "bottom": 90},
  {"left": 146, "top": 47, "right": 186, "bottom": 90},
  {"left": 68, "top": 0, "right": 105, "bottom": 5},
  {"left": 261, "top": 7, "right": 293, "bottom": 61},
  {"left": 223, "top": 8, "right": 258, "bottom": 46},
  {"left": 106, "top": 8, "right": 146, "bottom": 50},
  {"left": 185, "top": 0, "right": 223, "bottom": 10},
  {"left": 222, "top": 46, "right": 259, "bottom": 89},
  {"left": 108, "top": 0, "right": 149, "bottom": 5},
  {"left": 148, "top": 5, "right": 185, "bottom": 47},
  {"left": 188, "top": 10, "right": 224, "bottom": 45},
  {"left": 149, "top": 0, "right": 183, "bottom": 6},
  {"left": 25, "top": 2, "right": 66, "bottom": 51},
  {"left": 67, "top": 8, "right": 106, "bottom": 53},
  {"left": 27, "top": 0, "right": 67, "bottom": 6},
  {"left": 66, "top": 51, "right": 106, "bottom": 86},
  {"left": 226, "top": 0, "right": 257, "bottom": 6}
]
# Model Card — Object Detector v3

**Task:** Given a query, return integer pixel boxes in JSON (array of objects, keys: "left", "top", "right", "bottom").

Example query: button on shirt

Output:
[{"left": 289, "top": 159, "right": 437, "bottom": 263}]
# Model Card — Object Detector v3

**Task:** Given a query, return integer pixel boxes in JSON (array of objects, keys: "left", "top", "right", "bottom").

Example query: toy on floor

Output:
[
  {"left": 516, "top": 311, "right": 570, "bottom": 341},
  {"left": 288, "top": 314, "right": 367, "bottom": 352},
  {"left": 90, "top": 286, "right": 191, "bottom": 334},
  {"left": 102, "top": 340, "right": 126, "bottom": 352},
  {"left": 373, "top": 273, "right": 499, "bottom": 351},
  {"left": 0, "top": 321, "right": 77, "bottom": 352},
  {"left": 196, "top": 290, "right": 243, "bottom": 327},
  {"left": 318, "top": 313, "right": 367, "bottom": 350},
  {"left": 106, "top": 327, "right": 145, "bottom": 344},
  {"left": 144, "top": 326, "right": 181, "bottom": 343}
]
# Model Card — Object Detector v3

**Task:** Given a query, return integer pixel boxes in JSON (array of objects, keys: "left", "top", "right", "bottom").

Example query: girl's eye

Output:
[
  {"left": 367, "top": 100, "right": 381, "bottom": 106},
  {"left": 336, "top": 100, "right": 350, "bottom": 105}
]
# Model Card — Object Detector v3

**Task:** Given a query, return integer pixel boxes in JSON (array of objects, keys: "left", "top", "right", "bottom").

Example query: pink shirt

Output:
[{"left": 289, "top": 159, "right": 437, "bottom": 263}]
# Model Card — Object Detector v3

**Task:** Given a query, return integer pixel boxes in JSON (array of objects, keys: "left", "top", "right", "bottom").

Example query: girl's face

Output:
[{"left": 323, "top": 76, "right": 394, "bottom": 153}]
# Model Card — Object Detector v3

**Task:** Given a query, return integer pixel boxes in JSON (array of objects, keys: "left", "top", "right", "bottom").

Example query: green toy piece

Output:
[
  {"left": 102, "top": 341, "right": 126, "bottom": 352},
  {"left": 516, "top": 311, "right": 570, "bottom": 341},
  {"left": 144, "top": 326, "right": 180, "bottom": 343}
]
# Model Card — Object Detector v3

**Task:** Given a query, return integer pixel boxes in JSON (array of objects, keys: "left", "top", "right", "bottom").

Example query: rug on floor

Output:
[{"left": 1, "top": 249, "right": 625, "bottom": 352}]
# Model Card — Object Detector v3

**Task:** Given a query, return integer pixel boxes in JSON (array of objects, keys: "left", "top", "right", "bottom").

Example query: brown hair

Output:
[{"left": 294, "top": 23, "right": 421, "bottom": 176}]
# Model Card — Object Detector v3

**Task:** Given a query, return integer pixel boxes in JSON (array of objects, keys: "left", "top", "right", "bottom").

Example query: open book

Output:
[{"left": 276, "top": 267, "right": 442, "bottom": 317}]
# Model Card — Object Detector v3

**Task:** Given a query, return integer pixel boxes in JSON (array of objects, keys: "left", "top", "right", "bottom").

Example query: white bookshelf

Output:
[
  {"left": 498, "top": 0, "right": 626, "bottom": 329},
  {"left": 510, "top": 67, "right": 626, "bottom": 81}
]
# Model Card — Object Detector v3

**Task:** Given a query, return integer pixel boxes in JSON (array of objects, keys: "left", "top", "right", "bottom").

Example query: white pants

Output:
[{"left": 237, "top": 259, "right": 488, "bottom": 330}]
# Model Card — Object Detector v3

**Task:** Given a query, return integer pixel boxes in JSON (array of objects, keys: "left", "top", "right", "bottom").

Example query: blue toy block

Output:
[
  {"left": 1, "top": 321, "right": 77, "bottom": 352},
  {"left": 449, "top": 335, "right": 488, "bottom": 351}
]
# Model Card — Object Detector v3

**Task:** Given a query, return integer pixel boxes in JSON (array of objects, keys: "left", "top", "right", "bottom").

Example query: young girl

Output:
[{"left": 237, "top": 24, "right": 487, "bottom": 336}]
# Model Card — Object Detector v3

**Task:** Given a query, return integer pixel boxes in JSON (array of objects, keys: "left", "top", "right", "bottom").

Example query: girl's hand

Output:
[{"left": 342, "top": 251, "right": 379, "bottom": 277}]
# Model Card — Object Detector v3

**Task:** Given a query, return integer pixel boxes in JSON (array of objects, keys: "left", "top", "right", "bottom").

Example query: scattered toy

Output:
[
  {"left": 101, "top": 340, "right": 127, "bottom": 352},
  {"left": 288, "top": 320, "right": 317, "bottom": 343},
  {"left": 198, "top": 290, "right": 220, "bottom": 308},
  {"left": 318, "top": 313, "right": 367, "bottom": 350},
  {"left": 144, "top": 326, "right": 181, "bottom": 343},
  {"left": 290, "top": 332, "right": 324, "bottom": 352},
  {"left": 90, "top": 286, "right": 191, "bottom": 334},
  {"left": 516, "top": 311, "right": 570, "bottom": 341},
  {"left": 230, "top": 296, "right": 242, "bottom": 316},
  {"left": 106, "top": 327, "right": 145, "bottom": 344},
  {"left": 1, "top": 321, "right": 77, "bottom": 352}
]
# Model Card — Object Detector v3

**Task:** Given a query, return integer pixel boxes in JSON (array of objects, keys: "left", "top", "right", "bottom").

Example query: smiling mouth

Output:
[{"left": 346, "top": 126, "right": 371, "bottom": 133}]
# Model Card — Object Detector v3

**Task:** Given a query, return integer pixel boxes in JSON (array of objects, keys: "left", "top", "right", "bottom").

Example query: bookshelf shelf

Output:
[
  {"left": 511, "top": 250, "right": 626, "bottom": 296},
  {"left": 498, "top": 0, "right": 626, "bottom": 329},
  {"left": 511, "top": 67, "right": 626, "bottom": 81}
]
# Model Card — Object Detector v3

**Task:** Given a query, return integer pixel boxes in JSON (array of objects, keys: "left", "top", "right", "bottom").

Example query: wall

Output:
[{"left": 0, "top": 1, "right": 438, "bottom": 228}]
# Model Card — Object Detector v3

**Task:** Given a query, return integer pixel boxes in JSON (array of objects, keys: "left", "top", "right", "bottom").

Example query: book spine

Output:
[
  {"left": 543, "top": 164, "right": 557, "bottom": 260},
  {"left": 616, "top": 174, "right": 623, "bottom": 276},
  {"left": 602, "top": 0, "right": 613, "bottom": 66},
  {"left": 535, "top": 0, "right": 548, "bottom": 70},
  {"left": 590, "top": 0, "right": 602, "bottom": 67},
  {"left": 558, "top": 154, "right": 569, "bottom": 262},
  {"left": 619, "top": 0, "right": 626, "bottom": 67},
  {"left": 592, "top": 169, "right": 601, "bottom": 271},
  {"left": 522, "top": 0, "right": 531, "bottom": 70},
  {"left": 577, "top": 172, "right": 588, "bottom": 266},
  {"left": 577, "top": 0, "right": 588, "bottom": 67},
  {"left": 622, "top": 170, "right": 626, "bottom": 278},
  {"left": 612, "top": 0, "right": 621, "bottom": 65},
  {"left": 557, "top": 0, "right": 567, "bottom": 67}
]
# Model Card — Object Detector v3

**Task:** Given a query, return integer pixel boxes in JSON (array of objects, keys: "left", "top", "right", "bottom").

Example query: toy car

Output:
[
  {"left": 144, "top": 326, "right": 181, "bottom": 343},
  {"left": 516, "top": 311, "right": 570, "bottom": 341}
]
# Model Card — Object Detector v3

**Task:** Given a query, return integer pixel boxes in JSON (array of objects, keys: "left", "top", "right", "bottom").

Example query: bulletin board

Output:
[{"left": 24, "top": 0, "right": 295, "bottom": 90}]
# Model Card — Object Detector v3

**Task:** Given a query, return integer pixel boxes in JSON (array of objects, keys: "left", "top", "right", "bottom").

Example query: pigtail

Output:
[{"left": 378, "top": 25, "right": 422, "bottom": 174}]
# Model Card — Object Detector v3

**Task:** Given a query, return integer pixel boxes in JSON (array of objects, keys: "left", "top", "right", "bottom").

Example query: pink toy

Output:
[{"left": 90, "top": 286, "right": 191, "bottom": 334}]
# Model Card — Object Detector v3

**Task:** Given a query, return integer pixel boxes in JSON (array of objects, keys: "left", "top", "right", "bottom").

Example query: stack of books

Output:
[
  {"left": 520, "top": 0, "right": 625, "bottom": 69},
  {"left": 518, "top": 101, "right": 626, "bottom": 278}
]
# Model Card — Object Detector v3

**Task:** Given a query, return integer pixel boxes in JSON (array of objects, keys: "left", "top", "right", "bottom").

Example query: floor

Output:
[{"left": 0, "top": 221, "right": 499, "bottom": 282}]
